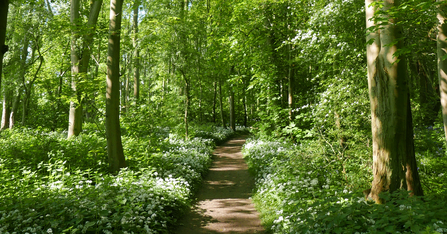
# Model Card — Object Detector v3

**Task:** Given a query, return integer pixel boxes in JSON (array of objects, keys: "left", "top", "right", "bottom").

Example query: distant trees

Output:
[{"left": 0, "top": 0, "right": 444, "bottom": 181}]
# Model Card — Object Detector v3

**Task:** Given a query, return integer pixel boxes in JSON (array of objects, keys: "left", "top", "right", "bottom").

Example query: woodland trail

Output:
[{"left": 174, "top": 136, "right": 265, "bottom": 234}]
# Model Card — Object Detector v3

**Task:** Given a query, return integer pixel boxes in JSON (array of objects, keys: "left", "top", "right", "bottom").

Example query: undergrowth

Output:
[
  {"left": 243, "top": 135, "right": 447, "bottom": 234},
  {"left": 0, "top": 125, "right": 235, "bottom": 233}
]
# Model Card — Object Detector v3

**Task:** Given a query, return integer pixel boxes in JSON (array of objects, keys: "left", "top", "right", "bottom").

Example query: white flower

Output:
[{"left": 47, "top": 228, "right": 53, "bottom": 234}]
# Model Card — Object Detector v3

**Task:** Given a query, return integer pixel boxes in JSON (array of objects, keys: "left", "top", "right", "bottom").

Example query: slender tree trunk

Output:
[
  {"left": 184, "top": 73, "right": 190, "bottom": 139},
  {"left": 212, "top": 80, "right": 217, "bottom": 123},
  {"left": 9, "top": 87, "right": 22, "bottom": 129},
  {"left": 0, "top": 0, "right": 9, "bottom": 92},
  {"left": 21, "top": 43, "right": 43, "bottom": 126},
  {"left": 133, "top": 1, "right": 140, "bottom": 100},
  {"left": 68, "top": 0, "right": 82, "bottom": 137},
  {"left": 365, "top": 0, "right": 423, "bottom": 203},
  {"left": 21, "top": 88, "right": 32, "bottom": 126},
  {"left": 243, "top": 85, "right": 247, "bottom": 127},
  {"left": 229, "top": 88, "right": 235, "bottom": 131},
  {"left": 288, "top": 44, "right": 294, "bottom": 121},
  {"left": 106, "top": 0, "right": 126, "bottom": 172},
  {"left": 437, "top": 0, "right": 447, "bottom": 145},
  {"left": 218, "top": 76, "right": 226, "bottom": 127},
  {"left": 68, "top": 0, "right": 102, "bottom": 138}
]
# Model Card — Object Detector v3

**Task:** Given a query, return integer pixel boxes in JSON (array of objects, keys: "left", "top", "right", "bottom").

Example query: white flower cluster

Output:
[{"left": 0, "top": 133, "right": 217, "bottom": 233}]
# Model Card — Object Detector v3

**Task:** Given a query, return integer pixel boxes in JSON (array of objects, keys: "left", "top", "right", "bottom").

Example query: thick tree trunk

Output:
[
  {"left": 437, "top": 0, "right": 447, "bottom": 145},
  {"left": 133, "top": 2, "right": 140, "bottom": 100},
  {"left": 365, "top": 0, "right": 423, "bottom": 203},
  {"left": 0, "top": 0, "right": 9, "bottom": 92},
  {"left": 68, "top": 0, "right": 102, "bottom": 138},
  {"left": 106, "top": 0, "right": 126, "bottom": 172}
]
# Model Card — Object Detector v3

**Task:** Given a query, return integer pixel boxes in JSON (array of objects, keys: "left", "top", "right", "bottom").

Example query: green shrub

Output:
[{"left": 243, "top": 138, "right": 447, "bottom": 234}]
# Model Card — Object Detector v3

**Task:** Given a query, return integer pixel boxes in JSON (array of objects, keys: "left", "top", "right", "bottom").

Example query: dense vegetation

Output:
[
  {"left": 1, "top": 0, "right": 447, "bottom": 233},
  {"left": 243, "top": 127, "right": 447, "bottom": 233},
  {"left": 0, "top": 126, "right": 236, "bottom": 233}
]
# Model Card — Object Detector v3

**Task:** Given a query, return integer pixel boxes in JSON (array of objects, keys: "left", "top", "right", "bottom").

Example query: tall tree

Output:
[
  {"left": 133, "top": 0, "right": 140, "bottom": 101},
  {"left": 438, "top": 0, "right": 447, "bottom": 144},
  {"left": 365, "top": 0, "right": 423, "bottom": 203},
  {"left": 0, "top": 0, "right": 9, "bottom": 92},
  {"left": 68, "top": 0, "right": 103, "bottom": 138},
  {"left": 106, "top": 0, "right": 126, "bottom": 172}
]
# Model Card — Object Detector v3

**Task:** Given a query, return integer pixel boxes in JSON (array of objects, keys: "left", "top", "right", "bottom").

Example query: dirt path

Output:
[{"left": 174, "top": 136, "right": 265, "bottom": 234}]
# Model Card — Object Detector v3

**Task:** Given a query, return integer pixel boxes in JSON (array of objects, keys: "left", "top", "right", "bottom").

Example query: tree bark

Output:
[
  {"left": 229, "top": 87, "right": 235, "bottom": 131},
  {"left": 1, "top": 89, "right": 10, "bottom": 130},
  {"left": 212, "top": 80, "right": 217, "bottom": 123},
  {"left": 68, "top": 0, "right": 103, "bottom": 138},
  {"left": 0, "top": 0, "right": 9, "bottom": 93},
  {"left": 183, "top": 72, "right": 190, "bottom": 139},
  {"left": 106, "top": 0, "right": 126, "bottom": 172},
  {"left": 218, "top": 76, "right": 226, "bottom": 128},
  {"left": 9, "top": 87, "right": 21, "bottom": 129},
  {"left": 68, "top": 0, "right": 83, "bottom": 137},
  {"left": 288, "top": 44, "right": 294, "bottom": 121},
  {"left": 365, "top": 0, "right": 423, "bottom": 203},
  {"left": 438, "top": 0, "right": 447, "bottom": 145}
]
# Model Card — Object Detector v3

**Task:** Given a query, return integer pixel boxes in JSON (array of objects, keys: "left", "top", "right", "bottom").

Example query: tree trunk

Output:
[
  {"left": 288, "top": 44, "right": 294, "bottom": 121},
  {"left": 133, "top": 1, "right": 140, "bottom": 100},
  {"left": 229, "top": 88, "right": 235, "bottom": 131},
  {"left": 0, "top": 0, "right": 9, "bottom": 92},
  {"left": 21, "top": 89, "right": 31, "bottom": 126},
  {"left": 9, "top": 87, "right": 22, "bottom": 129},
  {"left": 212, "top": 80, "right": 217, "bottom": 123},
  {"left": 218, "top": 76, "right": 226, "bottom": 128},
  {"left": 184, "top": 73, "right": 190, "bottom": 139},
  {"left": 365, "top": 0, "right": 423, "bottom": 203},
  {"left": 68, "top": 0, "right": 82, "bottom": 138},
  {"left": 106, "top": 0, "right": 126, "bottom": 173},
  {"left": 243, "top": 81, "right": 248, "bottom": 127},
  {"left": 438, "top": 0, "right": 447, "bottom": 145},
  {"left": 21, "top": 43, "right": 43, "bottom": 126},
  {"left": 1, "top": 89, "right": 10, "bottom": 130},
  {"left": 68, "top": 0, "right": 102, "bottom": 138}
]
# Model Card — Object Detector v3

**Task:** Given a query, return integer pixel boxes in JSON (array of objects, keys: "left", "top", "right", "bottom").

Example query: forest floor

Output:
[{"left": 174, "top": 135, "right": 266, "bottom": 234}]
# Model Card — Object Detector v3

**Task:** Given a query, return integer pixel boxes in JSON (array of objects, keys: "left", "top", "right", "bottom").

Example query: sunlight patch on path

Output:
[{"left": 175, "top": 136, "right": 265, "bottom": 234}]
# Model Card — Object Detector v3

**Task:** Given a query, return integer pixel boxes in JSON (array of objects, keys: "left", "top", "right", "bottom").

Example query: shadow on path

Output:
[{"left": 174, "top": 136, "right": 265, "bottom": 234}]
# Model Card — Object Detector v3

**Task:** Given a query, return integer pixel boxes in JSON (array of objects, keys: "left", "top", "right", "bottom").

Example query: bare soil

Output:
[{"left": 174, "top": 136, "right": 265, "bottom": 234}]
